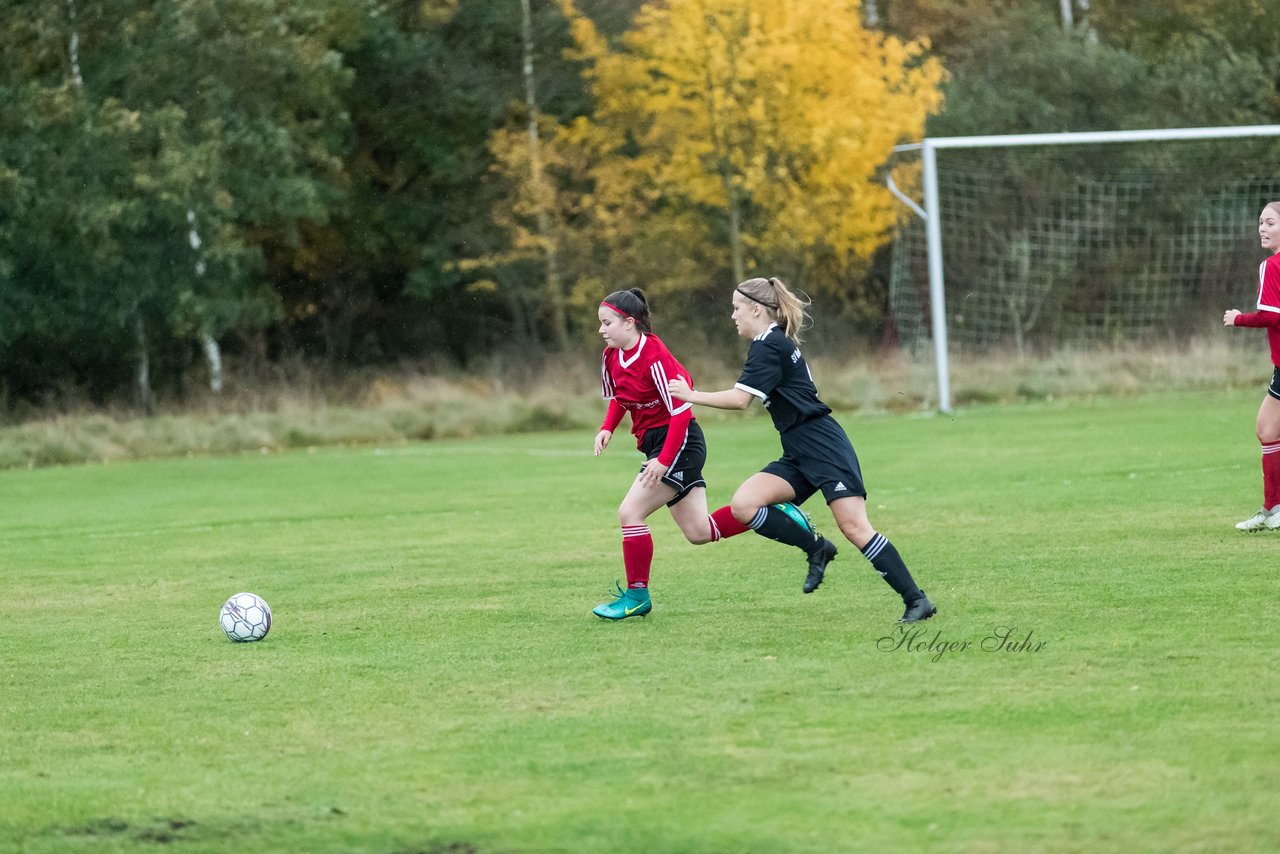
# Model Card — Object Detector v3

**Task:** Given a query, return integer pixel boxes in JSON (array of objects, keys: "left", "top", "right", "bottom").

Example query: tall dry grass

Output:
[{"left": 0, "top": 338, "right": 1267, "bottom": 470}]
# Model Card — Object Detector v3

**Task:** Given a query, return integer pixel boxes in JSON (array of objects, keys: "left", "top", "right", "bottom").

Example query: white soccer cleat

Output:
[{"left": 1235, "top": 507, "right": 1279, "bottom": 531}]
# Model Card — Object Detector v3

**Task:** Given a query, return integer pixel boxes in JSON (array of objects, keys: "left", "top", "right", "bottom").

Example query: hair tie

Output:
[{"left": 736, "top": 286, "right": 778, "bottom": 310}]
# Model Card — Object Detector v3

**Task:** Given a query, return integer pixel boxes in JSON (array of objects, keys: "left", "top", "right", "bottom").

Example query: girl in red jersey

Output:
[
  {"left": 1224, "top": 201, "right": 1280, "bottom": 531},
  {"left": 592, "top": 288, "right": 827, "bottom": 620}
]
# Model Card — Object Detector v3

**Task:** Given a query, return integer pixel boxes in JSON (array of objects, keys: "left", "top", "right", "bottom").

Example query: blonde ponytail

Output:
[{"left": 735, "top": 276, "right": 812, "bottom": 343}]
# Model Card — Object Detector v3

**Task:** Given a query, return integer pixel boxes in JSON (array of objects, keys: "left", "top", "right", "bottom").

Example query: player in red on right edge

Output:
[{"left": 1223, "top": 201, "right": 1280, "bottom": 531}]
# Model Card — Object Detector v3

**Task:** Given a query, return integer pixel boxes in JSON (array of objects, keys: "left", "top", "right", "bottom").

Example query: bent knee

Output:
[
  {"left": 618, "top": 505, "right": 647, "bottom": 527},
  {"left": 839, "top": 520, "right": 877, "bottom": 548},
  {"left": 728, "top": 498, "right": 759, "bottom": 526}
]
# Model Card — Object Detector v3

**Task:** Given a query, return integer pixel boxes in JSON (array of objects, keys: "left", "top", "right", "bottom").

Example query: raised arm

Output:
[{"left": 667, "top": 376, "right": 753, "bottom": 410}]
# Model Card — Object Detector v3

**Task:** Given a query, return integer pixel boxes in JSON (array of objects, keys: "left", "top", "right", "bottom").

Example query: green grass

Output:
[{"left": 2, "top": 389, "right": 1278, "bottom": 853}]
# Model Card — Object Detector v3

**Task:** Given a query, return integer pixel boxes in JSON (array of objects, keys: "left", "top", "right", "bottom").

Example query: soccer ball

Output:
[{"left": 219, "top": 592, "right": 272, "bottom": 642}]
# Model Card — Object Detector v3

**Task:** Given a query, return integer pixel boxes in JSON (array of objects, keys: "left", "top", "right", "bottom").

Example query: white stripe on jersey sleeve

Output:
[
  {"left": 651, "top": 361, "right": 691, "bottom": 415},
  {"left": 734, "top": 382, "right": 767, "bottom": 401},
  {"left": 601, "top": 352, "right": 615, "bottom": 399},
  {"left": 1259, "top": 261, "right": 1280, "bottom": 312}
]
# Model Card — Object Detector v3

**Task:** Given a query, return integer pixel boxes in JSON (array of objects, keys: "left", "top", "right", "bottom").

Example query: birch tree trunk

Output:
[
  {"left": 188, "top": 210, "right": 223, "bottom": 392},
  {"left": 67, "top": 0, "right": 85, "bottom": 88},
  {"left": 520, "top": 0, "right": 569, "bottom": 350},
  {"left": 201, "top": 331, "right": 223, "bottom": 393}
]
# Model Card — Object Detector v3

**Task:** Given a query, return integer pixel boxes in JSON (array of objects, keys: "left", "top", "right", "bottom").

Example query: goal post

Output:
[{"left": 887, "top": 125, "right": 1280, "bottom": 413}]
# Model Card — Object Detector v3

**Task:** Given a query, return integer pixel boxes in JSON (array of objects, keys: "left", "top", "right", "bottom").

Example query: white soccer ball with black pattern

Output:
[{"left": 219, "top": 592, "right": 272, "bottom": 642}]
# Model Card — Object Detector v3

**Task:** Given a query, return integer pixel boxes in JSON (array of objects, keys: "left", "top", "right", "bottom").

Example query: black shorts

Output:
[
  {"left": 1269, "top": 367, "right": 1280, "bottom": 402},
  {"left": 639, "top": 420, "right": 708, "bottom": 507},
  {"left": 762, "top": 415, "right": 867, "bottom": 505}
]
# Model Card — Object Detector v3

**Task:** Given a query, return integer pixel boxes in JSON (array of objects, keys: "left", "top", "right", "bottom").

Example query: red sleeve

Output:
[
  {"left": 649, "top": 344, "right": 693, "bottom": 419},
  {"left": 646, "top": 336, "right": 694, "bottom": 466},
  {"left": 1234, "top": 310, "right": 1280, "bottom": 328},
  {"left": 657, "top": 406, "right": 692, "bottom": 467},
  {"left": 600, "top": 399, "right": 625, "bottom": 433}
]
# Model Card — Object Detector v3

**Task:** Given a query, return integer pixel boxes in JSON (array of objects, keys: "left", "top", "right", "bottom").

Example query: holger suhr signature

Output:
[{"left": 877, "top": 625, "right": 1048, "bottom": 662}]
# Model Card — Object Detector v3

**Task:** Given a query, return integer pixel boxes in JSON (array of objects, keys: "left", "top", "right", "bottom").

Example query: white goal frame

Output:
[{"left": 888, "top": 124, "right": 1280, "bottom": 413}]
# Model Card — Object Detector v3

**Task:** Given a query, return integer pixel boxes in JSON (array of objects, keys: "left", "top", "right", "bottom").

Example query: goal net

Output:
[{"left": 888, "top": 133, "right": 1280, "bottom": 360}]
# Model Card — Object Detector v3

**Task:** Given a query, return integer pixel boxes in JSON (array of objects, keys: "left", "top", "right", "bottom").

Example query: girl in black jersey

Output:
[{"left": 668, "top": 276, "right": 936, "bottom": 623}]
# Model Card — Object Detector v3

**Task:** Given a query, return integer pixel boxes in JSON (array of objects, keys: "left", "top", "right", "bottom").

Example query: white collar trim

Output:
[{"left": 619, "top": 333, "right": 648, "bottom": 368}]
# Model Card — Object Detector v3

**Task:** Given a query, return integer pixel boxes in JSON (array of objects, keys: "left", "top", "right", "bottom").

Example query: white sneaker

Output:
[{"left": 1236, "top": 507, "right": 1279, "bottom": 531}]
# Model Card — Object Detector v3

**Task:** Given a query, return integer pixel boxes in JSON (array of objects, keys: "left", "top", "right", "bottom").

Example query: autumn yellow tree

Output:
[{"left": 559, "top": 0, "right": 945, "bottom": 296}]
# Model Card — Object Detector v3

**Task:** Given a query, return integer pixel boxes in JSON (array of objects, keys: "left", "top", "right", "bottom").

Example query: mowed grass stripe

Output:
[{"left": 1, "top": 389, "right": 1277, "bottom": 852}]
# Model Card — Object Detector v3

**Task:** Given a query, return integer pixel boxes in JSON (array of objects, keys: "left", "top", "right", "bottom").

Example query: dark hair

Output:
[
  {"left": 601, "top": 288, "right": 653, "bottom": 333},
  {"left": 735, "top": 276, "right": 811, "bottom": 343}
]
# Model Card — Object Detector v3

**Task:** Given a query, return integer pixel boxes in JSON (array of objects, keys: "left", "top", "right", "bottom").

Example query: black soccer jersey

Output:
[{"left": 733, "top": 324, "right": 831, "bottom": 433}]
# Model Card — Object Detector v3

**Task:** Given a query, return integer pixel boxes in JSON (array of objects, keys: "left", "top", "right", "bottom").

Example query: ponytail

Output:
[{"left": 735, "top": 276, "right": 811, "bottom": 343}]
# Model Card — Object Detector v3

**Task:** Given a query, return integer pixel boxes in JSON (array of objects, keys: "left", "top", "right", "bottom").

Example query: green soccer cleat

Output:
[
  {"left": 592, "top": 582, "right": 652, "bottom": 620},
  {"left": 772, "top": 502, "right": 816, "bottom": 536}
]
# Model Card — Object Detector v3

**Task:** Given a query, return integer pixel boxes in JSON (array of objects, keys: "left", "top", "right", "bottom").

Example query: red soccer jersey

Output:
[
  {"left": 599, "top": 333, "right": 694, "bottom": 465},
  {"left": 1234, "top": 253, "right": 1280, "bottom": 367}
]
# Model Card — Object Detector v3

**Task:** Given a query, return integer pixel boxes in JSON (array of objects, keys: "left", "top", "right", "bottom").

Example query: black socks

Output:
[{"left": 860, "top": 532, "right": 923, "bottom": 602}]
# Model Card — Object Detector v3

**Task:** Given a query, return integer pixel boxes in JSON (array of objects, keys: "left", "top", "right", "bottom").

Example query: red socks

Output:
[
  {"left": 1263, "top": 441, "right": 1280, "bottom": 509},
  {"left": 707, "top": 506, "right": 749, "bottom": 542},
  {"left": 621, "top": 524, "right": 652, "bottom": 588},
  {"left": 623, "top": 507, "right": 748, "bottom": 590}
]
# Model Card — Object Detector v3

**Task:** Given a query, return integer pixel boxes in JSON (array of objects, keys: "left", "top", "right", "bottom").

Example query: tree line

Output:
[{"left": 1, "top": 0, "right": 1276, "bottom": 413}]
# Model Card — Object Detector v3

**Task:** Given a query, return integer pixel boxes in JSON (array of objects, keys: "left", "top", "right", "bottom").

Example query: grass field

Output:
[{"left": 3, "top": 389, "right": 1278, "bottom": 853}]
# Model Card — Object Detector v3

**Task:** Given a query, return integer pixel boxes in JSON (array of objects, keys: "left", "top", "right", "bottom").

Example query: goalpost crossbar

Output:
[{"left": 889, "top": 125, "right": 1280, "bottom": 412}]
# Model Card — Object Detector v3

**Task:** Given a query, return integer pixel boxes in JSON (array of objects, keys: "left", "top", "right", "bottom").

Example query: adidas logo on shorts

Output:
[
  {"left": 834, "top": 481, "right": 848, "bottom": 492},
  {"left": 671, "top": 471, "right": 684, "bottom": 481}
]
